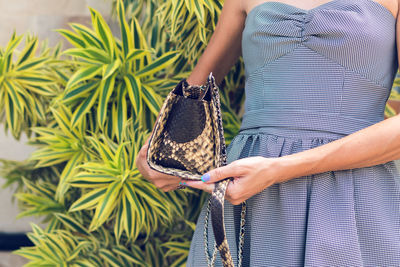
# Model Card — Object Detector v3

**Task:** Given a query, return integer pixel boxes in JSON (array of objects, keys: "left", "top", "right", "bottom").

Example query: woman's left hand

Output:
[{"left": 182, "top": 156, "right": 289, "bottom": 205}]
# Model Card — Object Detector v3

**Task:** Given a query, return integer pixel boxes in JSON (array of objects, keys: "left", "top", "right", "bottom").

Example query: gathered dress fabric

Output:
[{"left": 186, "top": 0, "right": 400, "bottom": 266}]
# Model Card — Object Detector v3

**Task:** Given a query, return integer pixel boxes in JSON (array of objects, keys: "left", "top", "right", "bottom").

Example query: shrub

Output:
[{"left": 0, "top": 0, "right": 244, "bottom": 266}]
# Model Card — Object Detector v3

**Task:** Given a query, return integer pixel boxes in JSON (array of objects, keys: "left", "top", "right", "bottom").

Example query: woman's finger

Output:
[
  {"left": 181, "top": 179, "right": 214, "bottom": 193},
  {"left": 200, "top": 163, "right": 241, "bottom": 184}
]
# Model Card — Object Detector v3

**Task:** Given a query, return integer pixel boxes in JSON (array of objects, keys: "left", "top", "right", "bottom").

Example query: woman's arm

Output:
[
  {"left": 186, "top": 0, "right": 246, "bottom": 86},
  {"left": 279, "top": 114, "right": 400, "bottom": 182}
]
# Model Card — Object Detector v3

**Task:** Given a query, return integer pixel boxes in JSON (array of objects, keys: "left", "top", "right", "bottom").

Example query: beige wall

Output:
[
  {"left": 0, "top": 0, "right": 114, "bottom": 47},
  {"left": 0, "top": 0, "right": 114, "bottom": 232}
]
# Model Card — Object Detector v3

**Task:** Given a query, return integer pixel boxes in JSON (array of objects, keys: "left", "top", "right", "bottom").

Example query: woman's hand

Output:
[
  {"left": 182, "top": 156, "right": 288, "bottom": 205},
  {"left": 135, "top": 136, "right": 183, "bottom": 192}
]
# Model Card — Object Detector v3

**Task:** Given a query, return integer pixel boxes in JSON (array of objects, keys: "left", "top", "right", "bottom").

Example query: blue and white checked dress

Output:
[{"left": 186, "top": 0, "right": 400, "bottom": 266}]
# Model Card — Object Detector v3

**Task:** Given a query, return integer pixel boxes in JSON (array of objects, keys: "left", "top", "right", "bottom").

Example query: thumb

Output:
[{"left": 201, "top": 165, "right": 236, "bottom": 184}]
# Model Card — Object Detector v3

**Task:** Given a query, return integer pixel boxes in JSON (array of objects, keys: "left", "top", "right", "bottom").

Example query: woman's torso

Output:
[{"left": 239, "top": 0, "right": 399, "bottom": 135}]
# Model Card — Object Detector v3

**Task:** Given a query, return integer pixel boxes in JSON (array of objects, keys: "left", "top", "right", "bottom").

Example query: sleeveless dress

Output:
[{"left": 186, "top": 0, "right": 400, "bottom": 266}]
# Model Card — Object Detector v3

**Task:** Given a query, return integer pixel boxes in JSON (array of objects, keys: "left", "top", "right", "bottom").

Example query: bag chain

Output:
[
  {"left": 203, "top": 73, "right": 247, "bottom": 267},
  {"left": 204, "top": 198, "right": 246, "bottom": 267}
]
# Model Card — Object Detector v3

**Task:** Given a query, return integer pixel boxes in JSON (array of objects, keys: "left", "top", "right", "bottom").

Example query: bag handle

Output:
[{"left": 205, "top": 72, "right": 247, "bottom": 267}]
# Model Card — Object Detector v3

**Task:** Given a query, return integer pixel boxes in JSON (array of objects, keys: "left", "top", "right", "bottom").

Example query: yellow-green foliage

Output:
[
  {"left": 0, "top": 0, "right": 239, "bottom": 266},
  {"left": 386, "top": 74, "right": 400, "bottom": 117},
  {"left": 0, "top": 33, "right": 62, "bottom": 139}
]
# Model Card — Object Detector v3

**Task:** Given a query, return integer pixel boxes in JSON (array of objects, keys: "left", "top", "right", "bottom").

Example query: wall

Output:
[{"left": 0, "top": 0, "right": 113, "bottom": 47}]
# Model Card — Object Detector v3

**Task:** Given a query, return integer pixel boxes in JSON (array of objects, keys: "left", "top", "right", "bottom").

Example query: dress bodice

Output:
[{"left": 240, "top": 0, "right": 399, "bottom": 135}]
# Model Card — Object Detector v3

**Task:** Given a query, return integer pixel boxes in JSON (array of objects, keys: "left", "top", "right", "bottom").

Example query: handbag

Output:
[{"left": 146, "top": 72, "right": 246, "bottom": 267}]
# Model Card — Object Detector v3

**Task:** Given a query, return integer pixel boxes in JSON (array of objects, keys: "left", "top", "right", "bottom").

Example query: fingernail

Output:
[
  {"left": 183, "top": 182, "right": 187, "bottom": 185},
  {"left": 179, "top": 182, "right": 182, "bottom": 185},
  {"left": 201, "top": 173, "right": 210, "bottom": 182}
]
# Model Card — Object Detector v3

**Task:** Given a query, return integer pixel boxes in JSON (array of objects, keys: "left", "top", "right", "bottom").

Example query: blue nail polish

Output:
[
  {"left": 179, "top": 182, "right": 182, "bottom": 185},
  {"left": 201, "top": 173, "right": 210, "bottom": 182},
  {"left": 183, "top": 182, "right": 187, "bottom": 185}
]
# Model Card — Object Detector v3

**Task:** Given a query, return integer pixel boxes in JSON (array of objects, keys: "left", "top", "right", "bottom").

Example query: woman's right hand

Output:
[{"left": 135, "top": 135, "right": 183, "bottom": 192}]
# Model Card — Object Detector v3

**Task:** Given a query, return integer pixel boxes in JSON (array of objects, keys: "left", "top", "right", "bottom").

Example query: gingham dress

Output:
[{"left": 186, "top": 0, "right": 400, "bottom": 266}]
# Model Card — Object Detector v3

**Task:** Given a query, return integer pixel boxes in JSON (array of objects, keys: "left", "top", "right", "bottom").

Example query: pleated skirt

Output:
[{"left": 186, "top": 126, "right": 400, "bottom": 267}]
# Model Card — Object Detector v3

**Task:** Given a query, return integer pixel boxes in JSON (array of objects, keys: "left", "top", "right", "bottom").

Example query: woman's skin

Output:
[{"left": 135, "top": 0, "right": 400, "bottom": 204}]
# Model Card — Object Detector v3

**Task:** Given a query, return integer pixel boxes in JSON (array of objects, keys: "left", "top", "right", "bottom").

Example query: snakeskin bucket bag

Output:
[{"left": 146, "top": 72, "right": 246, "bottom": 267}]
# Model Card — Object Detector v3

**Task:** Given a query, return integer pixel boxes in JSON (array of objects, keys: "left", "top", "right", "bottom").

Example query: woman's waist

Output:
[
  {"left": 237, "top": 126, "right": 346, "bottom": 140},
  {"left": 239, "top": 108, "right": 384, "bottom": 137}
]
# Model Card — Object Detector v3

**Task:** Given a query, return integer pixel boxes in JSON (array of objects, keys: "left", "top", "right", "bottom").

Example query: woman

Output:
[{"left": 136, "top": 0, "right": 400, "bottom": 266}]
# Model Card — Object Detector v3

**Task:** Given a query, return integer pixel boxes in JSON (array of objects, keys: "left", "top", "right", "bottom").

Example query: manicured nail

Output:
[
  {"left": 183, "top": 182, "right": 187, "bottom": 185},
  {"left": 179, "top": 182, "right": 182, "bottom": 185},
  {"left": 201, "top": 173, "right": 210, "bottom": 182}
]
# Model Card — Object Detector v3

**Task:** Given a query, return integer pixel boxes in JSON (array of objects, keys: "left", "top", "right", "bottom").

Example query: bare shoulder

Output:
[
  {"left": 240, "top": 0, "right": 255, "bottom": 15},
  {"left": 223, "top": 0, "right": 247, "bottom": 17},
  {"left": 388, "top": 0, "right": 399, "bottom": 18},
  {"left": 217, "top": 0, "right": 247, "bottom": 31}
]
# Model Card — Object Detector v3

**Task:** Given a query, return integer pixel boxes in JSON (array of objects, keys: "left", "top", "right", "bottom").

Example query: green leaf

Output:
[
  {"left": 97, "top": 74, "right": 116, "bottom": 129},
  {"left": 69, "top": 173, "right": 116, "bottom": 188},
  {"left": 63, "top": 47, "right": 110, "bottom": 64},
  {"left": 162, "top": 241, "right": 190, "bottom": 255},
  {"left": 54, "top": 213, "right": 90, "bottom": 236},
  {"left": 25, "top": 84, "right": 55, "bottom": 96},
  {"left": 124, "top": 182, "right": 145, "bottom": 227},
  {"left": 4, "top": 93, "right": 20, "bottom": 135},
  {"left": 16, "top": 57, "right": 49, "bottom": 71},
  {"left": 70, "top": 23, "right": 104, "bottom": 50},
  {"left": 90, "top": 181, "right": 122, "bottom": 230},
  {"left": 15, "top": 73, "right": 54, "bottom": 85},
  {"left": 102, "top": 59, "right": 120, "bottom": 80},
  {"left": 56, "top": 152, "right": 84, "bottom": 201},
  {"left": 4, "top": 33, "right": 23, "bottom": 56},
  {"left": 99, "top": 249, "right": 123, "bottom": 267},
  {"left": 84, "top": 47, "right": 111, "bottom": 63},
  {"left": 90, "top": 8, "right": 115, "bottom": 57},
  {"left": 17, "top": 38, "right": 38, "bottom": 65},
  {"left": 65, "top": 65, "right": 102, "bottom": 91},
  {"left": 63, "top": 81, "right": 98, "bottom": 103},
  {"left": 141, "top": 84, "right": 162, "bottom": 115},
  {"left": 126, "top": 49, "right": 151, "bottom": 62},
  {"left": 193, "top": 0, "right": 206, "bottom": 25},
  {"left": 13, "top": 247, "right": 43, "bottom": 261},
  {"left": 124, "top": 74, "right": 141, "bottom": 116},
  {"left": 69, "top": 187, "right": 107, "bottom": 211},
  {"left": 117, "top": 0, "right": 133, "bottom": 58},
  {"left": 115, "top": 83, "right": 127, "bottom": 141},
  {"left": 4, "top": 80, "right": 24, "bottom": 113},
  {"left": 50, "top": 106, "right": 79, "bottom": 139},
  {"left": 56, "top": 29, "right": 86, "bottom": 48},
  {"left": 71, "top": 84, "right": 100, "bottom": 127},
  {"left": 134, "top": 51, "right": 179, "bottom": 78},
  {"left": 113, "top": 201, "right": 125, "bottom": 242},
  {"left": 113, "top": 246, "right": 147, "bottom": 266}
]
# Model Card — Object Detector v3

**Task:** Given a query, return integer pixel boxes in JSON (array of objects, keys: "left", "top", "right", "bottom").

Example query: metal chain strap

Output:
[
  {"left": 204, "top": 197, "right": 218, "bottom": 267},
  {"left": 237, "top": 201, "right": 246, "bottom": 267},
  {"left": 203, "top": 72, "right": 247, "bottom": 267},
  {"left": 204, "top": 197, "right": 246, "bottom": 267}
]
